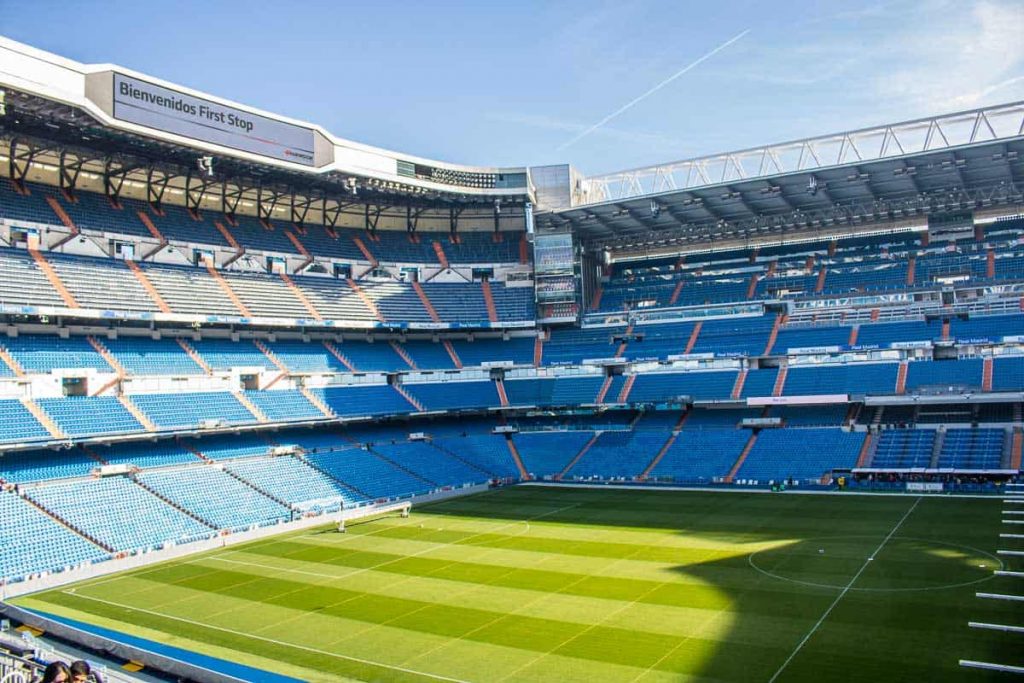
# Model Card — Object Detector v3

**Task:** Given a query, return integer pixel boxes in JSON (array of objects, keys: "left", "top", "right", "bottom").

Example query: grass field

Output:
[{"left": 13, "top": 485, "right": 1022, "bottom": 682}]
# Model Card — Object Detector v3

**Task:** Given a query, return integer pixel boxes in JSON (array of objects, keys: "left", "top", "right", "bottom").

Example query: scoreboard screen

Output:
[{"left": 533, "top": 233, "right": 574, "bottom": 276}]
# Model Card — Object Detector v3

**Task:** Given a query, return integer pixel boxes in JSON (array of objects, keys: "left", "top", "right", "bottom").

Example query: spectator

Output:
[
  {"left": 70, "top": 661, "right": 101, "bottom": 683},
  {"left": 38, "top": 662, "right": 70, "bottom": 683}
]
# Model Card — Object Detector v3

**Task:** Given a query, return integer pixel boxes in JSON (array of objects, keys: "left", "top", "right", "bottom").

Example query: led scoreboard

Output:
[{"left": 533, "top": 232, "right": 579, "bottom": 323}]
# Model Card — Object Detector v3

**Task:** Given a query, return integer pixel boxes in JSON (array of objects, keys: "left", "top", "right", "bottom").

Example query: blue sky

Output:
[{"left": 3, "top": 0, "right": 1024, "bottom": 175}]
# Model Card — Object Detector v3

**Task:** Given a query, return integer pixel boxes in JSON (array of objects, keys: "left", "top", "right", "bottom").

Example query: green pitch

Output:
[{"left": 13, "top": 486, "right": 1022, "bottom": 682}]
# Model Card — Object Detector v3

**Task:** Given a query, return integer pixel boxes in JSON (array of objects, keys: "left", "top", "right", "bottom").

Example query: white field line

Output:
[
  {"left": 767, "top": 497, "right": 922, "bottom": 683},
  {"left": 58, "top": 592, "right": 471, "bottom": 683}
]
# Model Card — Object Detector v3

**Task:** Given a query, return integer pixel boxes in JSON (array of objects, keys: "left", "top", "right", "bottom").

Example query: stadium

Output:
[{"left": 0, "top": 27, "right": 1021, "bottom": 683}]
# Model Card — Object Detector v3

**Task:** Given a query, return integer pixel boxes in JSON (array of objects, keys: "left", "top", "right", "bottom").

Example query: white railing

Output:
[{"left": 579, "top": 101, "right": 1024, "bottom": 204}]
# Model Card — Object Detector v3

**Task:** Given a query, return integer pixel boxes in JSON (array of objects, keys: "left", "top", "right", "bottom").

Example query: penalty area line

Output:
[
  {"left": 58, "top": 592, "right": 471, "bottom": 683},
  {"left": 767, "top": 496, "right": 922, "bottom": 683}
]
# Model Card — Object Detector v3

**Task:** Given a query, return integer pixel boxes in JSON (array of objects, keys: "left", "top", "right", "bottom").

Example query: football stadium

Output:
[{"left": 0, "top": 25, "right": 1022, "bottom": 683}]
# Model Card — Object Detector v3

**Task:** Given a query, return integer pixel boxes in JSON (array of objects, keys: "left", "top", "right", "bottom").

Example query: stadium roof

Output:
[
  {"left": 538, "top": 102, "right": 1024, "bottom": 252},
  {"left": 0, "top": 37, "right": 530, "bottom": 205}
]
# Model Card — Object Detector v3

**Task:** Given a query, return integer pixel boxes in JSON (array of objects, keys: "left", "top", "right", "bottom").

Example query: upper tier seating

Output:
[
  {"left": 783, "top": 363, "right": 898, "bottom": 396},
  {"left": 103, "top": 337, "right": 204, "bottom": 375},
  {"left": 131, "top": 392, "right": 255, "bottom": 429},
  {"left": 628, "top": 370, "right": 738, "bottom": 402},
  {"left": 311, "top": 385, "right": 417, "bottom": 417},
  {"left": 405, "top": 380, "right": 501, "bottom": 411},
  {"left": 451, "top": 337, "right": 535, "bottom": 367},
  {"left": 0, "top": 399, "right": 52, "bottom": 443},
  {"left": 190, "top": 339, "right": 277, "bottom": 371},
  {"left": 3, "top": 335, "right": 111, "bottom": 373},
  {"left": 244, "top": 390, "right": 324, "bottom": 421},
  {"left": 38, "top": 396, "right": 143, "bottom": 437}
]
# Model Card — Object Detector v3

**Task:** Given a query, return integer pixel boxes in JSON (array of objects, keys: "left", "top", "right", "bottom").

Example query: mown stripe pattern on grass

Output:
[{"left": 16, "top": 487, "right": 1022, "bottom": 683}]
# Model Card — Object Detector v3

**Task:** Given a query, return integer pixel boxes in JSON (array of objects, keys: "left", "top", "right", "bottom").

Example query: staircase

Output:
[
  {"left": 176, "top": 338, "right": 212, "bottom": 374},
  {"left": 557, "top": 433, "right": 601, "bottom": 480},
  {"left": 222, "top": 467, "right": 293, "bottom": 509},
  {"left": 43, "top": 195, "right": 80, "bottom": 248},
  {"left": 906, "top": 255, "right": 916, "bottom": 285},
  {"left": 253, "top": 339, "right": 290, "bottom": 373},
  {"left": 432, "top": 241, "right": 450, "bottom": 270},
  {"left": 896, "top": 362, "right": 908, "bottom": 394},
  {"left": 204, "top": 261, "right": 252, "bottom": 317},
  {"left": 929, "top": 427, "right": 946, "bottom": 469},
  {"left": 640, "top": 412, "right": 689, "bottom": 479},
  {"left": 125, "top": 260, "right": 172, "bottom": 313},
  {"left": 134, "top": 209, "right": 167, "bottom": 243},
  {"left": 988, "top": 248, "right": 996, "bottom": 278},
  {"left": 130, "top": 476, "right": 218, "bottom": 529},
  {"left": 21, "top": 399, "right": 67, "bottom": 439},
  {"left": 763, "top": 314, "right": 783, "bottom": 356},
  {"left": 595, "top": 376, "right": 614, "bottom": 404},
  {"left": 480, "top": 279, "right": 499, "bottom": 323},
  {"left": 1010, "top": 428, "right": 1023, "bottom": 471},
  {"left": 411, "top": 281, "right": 441, "bottom": 322},
  {"left": 280, "top": 272, "right": 322, "bottom": 320},
  {"left": 347, "top": 278, "right": 385, "bottom": 322},
  {"left": 495, "top": 378, "right": 510, "bottom": 407},
  {"left": 746, "top": 274, "right": 760, "bottom": 300},
  {"left": 731, "top": 369, "right": 748, "bottom": 400},
  {"left": 285, "top": 231, "right": 314, "bottom": 270},
  {"left": 351, "top": 236, "right": 379, "bottom": 266},
  {"left": 392, "top": 383, "right": 425, "bottom": 412},
  {"left": 724, "top": 431, "right": 759, "bottom": 483},
  {"left": 294, "top": 452, "right": 374, "bottom": 499},
  {"left": 389, "top": 341, "right": 419, "bottom": 370},
  {"left": 0, "top": 345, "right": 26, "bottom": 377},
  {"left": 87, "top": 336, "right": 127, "bottom": 375},
  {"left": 772, "top": 365, "right": 788, "bottom": 397},
  {"left": 504, "top": 435, "right": 530, "bottom": 480},
  {"left": 855, "top": 432, "right": 876, "bottom": 468},
  {"left": 814, "top": 268, "right": 827, "bottom": 293},
  {"left": 21, "top": 491, "right": 115, "bottom": 552},
  {"left": 299, "top": 386, "right": 335, "bottom": 418},
  {"left": 533, "top": 335, "right": 544, "bottom": 366},
  {"left": 618, "top": 374, "right": 637, "bottom": 403},
  {"left": 233, "top": 391, "right": 269, "bottom": 423},
  {"left": 983, "top": 357, "right": 994, "bottom": 392},
  {"left": 590, "top": 285, "right": 603, "bottom": 310},
  {"left": 668, "top": 280, "right": 684, "bottom": 305},
  {"left": 442, "top": 340, "right": 463, "bottom": 369},
  {"left": 118, "top": 394, "right": 158, "bottom": 432},
  {"left": 212, "top": 219, "right": 241, "bottom": 251},
  {"left": 848, "top": 325, "right": 859, "bottom": 346},
  {"left": 29, "top": 248, "right": 78, "bottom": 308},
  {"left": 323, "top": 341, "right": 358, "bottom": 372},
  {"left": 684, "top": 322, "right": 702, "bottom": 354}
]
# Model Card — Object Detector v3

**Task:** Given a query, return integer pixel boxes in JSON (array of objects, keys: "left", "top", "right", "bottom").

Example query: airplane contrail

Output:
[{"left": 557, "top": 28, "right": 751, "bottom": 151}]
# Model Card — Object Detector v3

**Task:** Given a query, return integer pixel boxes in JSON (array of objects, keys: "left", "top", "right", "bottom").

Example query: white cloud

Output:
[{"left": 870, "top": 1, "right": 1024, "bottom": 112}]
